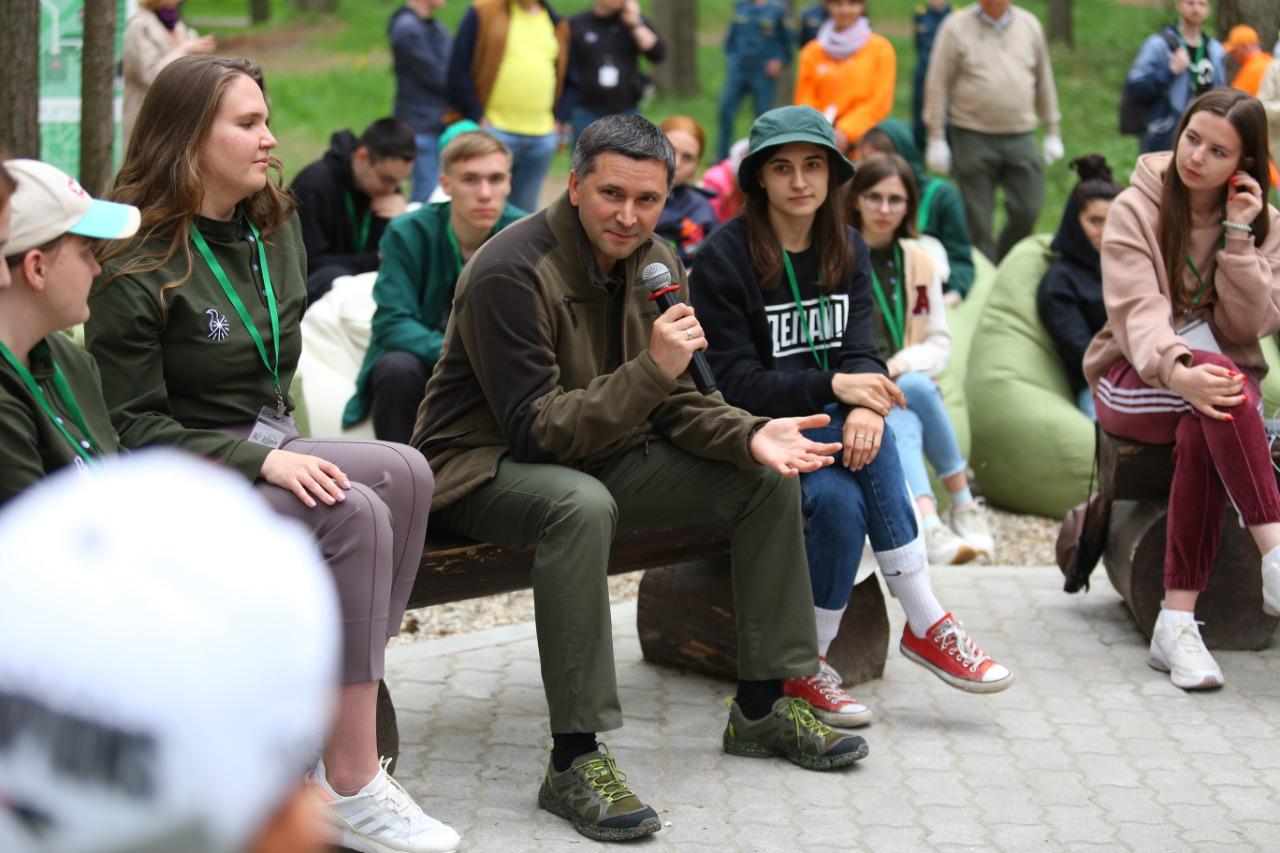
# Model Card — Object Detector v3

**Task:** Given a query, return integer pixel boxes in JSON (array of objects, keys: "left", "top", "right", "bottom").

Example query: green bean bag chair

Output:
[
  {"left": 965, "top": 234, "right": 1094, "bottom": 518},
  {"left": 937, "top": 247, "right": 998, "bottom": 463},
  {"left": 1260, "top": 335, "right": 1280, "bottom": 415}
]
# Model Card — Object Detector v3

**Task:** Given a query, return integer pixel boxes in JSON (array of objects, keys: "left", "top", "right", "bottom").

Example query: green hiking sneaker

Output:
[
  {"left": 537, "top": 744, "right": 661, "bottom": 842},
  {"left": 723, "top": 696, "right": 869, "bottom": 770}
]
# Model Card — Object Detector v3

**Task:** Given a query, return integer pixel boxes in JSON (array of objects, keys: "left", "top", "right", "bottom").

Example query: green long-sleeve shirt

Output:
[
  {"left": 343, "top": 200, "right": 525, "bottom": 428},
  {"left": 0, "top": 332, "right": 120, "bottom": 508},
  {"left": 86, "top": 212, "right": 307, "bottom": 480}
]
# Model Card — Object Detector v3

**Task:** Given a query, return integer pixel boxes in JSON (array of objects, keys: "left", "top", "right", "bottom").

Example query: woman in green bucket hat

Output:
[{"left": 691, "top": 106, "right": 1014, "bottom": 726}]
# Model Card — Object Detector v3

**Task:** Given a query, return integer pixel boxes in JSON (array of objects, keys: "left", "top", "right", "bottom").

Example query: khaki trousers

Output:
[{"left": 435, "top": 441, "right": 819, "bottom": 733}]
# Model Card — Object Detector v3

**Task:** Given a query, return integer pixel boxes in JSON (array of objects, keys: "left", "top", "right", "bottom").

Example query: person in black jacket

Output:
[
  {"left": 692, "top": 106, "right": 1013, "bottom": 729},
  {"left": 1035, "top": 154, "right": 1122, "bottom": 420},
  {"left": 567, "top": 0, "right": 665, "bottom": 143},
  {"left": 290, "top": 118, "right": 416, "bottom": 307}
]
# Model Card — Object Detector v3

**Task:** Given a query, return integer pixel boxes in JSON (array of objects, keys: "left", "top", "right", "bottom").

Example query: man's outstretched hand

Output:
[{"left": 750, "top": 414, "right": 841, "bottom": 476}]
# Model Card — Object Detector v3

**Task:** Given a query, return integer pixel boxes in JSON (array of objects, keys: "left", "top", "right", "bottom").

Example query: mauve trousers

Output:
[
  {"left": 223, "top": 421, "right": 433, "bottom": 683},
  {"left": 1094, "top": 351, "right": 1280, "bottom": 591}
]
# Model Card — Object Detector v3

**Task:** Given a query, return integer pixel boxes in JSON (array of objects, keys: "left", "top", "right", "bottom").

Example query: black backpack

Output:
[{"left": 1119, "top": 28, "right": 1182, "bottom": 136}]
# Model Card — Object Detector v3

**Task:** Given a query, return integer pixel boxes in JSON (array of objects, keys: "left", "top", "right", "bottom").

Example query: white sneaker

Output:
[
  {"left": 924, "top": 522, "right": 978, "bottom": 565},
  {"left": 1148, "top": 612, "right": 1224, "bottom": 691},
  {"left": 947, "top": 500, "right": 994, "bottom": 557},
  {"left": 1262, "top": 552, "right": 1280, "bottom": 616},
  {"left": 312, "top": 758, "right": 461, "bottom": 853}
]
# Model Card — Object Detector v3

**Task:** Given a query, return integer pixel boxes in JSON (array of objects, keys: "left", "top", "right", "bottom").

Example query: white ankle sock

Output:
[
  {"left": 1158, "top": 606, "right": 1196, "bottom": 626},
  {"left": 1263, "top": 544, "right": 1280, "bottom": 567},
  {"left": 885, "top": 571, "right": 947, "bottom": 637},
  {"left": 814, "top": 606, "right": 844, "bottom": 658},
  {"left": 876, "top": 537, "right": 946, "bottom": 637},
  {"left": 921, "top": 512, "right": 943, "bottom": 530}
]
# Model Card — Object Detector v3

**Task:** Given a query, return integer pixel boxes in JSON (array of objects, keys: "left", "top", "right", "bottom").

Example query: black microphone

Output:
[{"left": 642, "top": 262, "right": 718, "bottom": 395}]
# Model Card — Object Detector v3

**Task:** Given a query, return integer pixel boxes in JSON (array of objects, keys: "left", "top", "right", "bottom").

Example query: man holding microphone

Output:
[{"left": 412, "top": 115, "right": 868, "bottom": 843}]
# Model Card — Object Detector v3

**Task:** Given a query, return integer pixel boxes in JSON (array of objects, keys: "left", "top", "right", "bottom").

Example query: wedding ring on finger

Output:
[{"left": 686, "top": 328, "right": 695, "bottom": 340}]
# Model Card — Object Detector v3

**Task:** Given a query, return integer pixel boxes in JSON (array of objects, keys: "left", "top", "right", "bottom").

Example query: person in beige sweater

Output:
[
  {"left": 122, "top": 0, "right": 216, "bottom": 146},
  {"left": 1082, "top": 89, "right": 1280, "bottom": 692},
  {"left": 922, "top": 0, "right": 1062, "bottom": 262}
]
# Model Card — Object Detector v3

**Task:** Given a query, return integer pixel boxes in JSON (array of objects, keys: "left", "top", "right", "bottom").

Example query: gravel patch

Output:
[{"left": 393, "top": 505, "right": 1061, "bottom": 646}]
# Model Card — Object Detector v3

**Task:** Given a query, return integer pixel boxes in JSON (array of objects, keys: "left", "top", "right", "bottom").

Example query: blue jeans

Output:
[
  {"left": 717, "top": 66, "right": 776, "bottom": 161},
  {"left": 571, "top": 106, "right": 638, "bottom": 149},
  {"left": 410, "top": 133, "right": 440, "bottom": 204},
  {"left": 800, "top": 404, "right": 919, "bottom": 610},
  {"left": 488, "top": 127, "right": 558, "bottom": 214},
  {"left": 884, "top": 371, "right": 966, "bottom": 502}
]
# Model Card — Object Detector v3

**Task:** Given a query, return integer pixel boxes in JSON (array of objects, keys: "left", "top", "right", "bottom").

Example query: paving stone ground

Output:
[{"left": 384, "top": 565, "right": 1280, "bottom": 852}]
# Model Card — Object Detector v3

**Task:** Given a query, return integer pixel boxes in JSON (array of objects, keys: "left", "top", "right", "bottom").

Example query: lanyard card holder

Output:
[
  {"left": 1176, "top": 317, "right": 1222, "bottom": 356},
  {"left": 247, "top": 407, "right": 291, "bottom": 448}
]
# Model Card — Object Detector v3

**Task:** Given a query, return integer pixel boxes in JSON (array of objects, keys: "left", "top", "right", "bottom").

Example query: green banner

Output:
[{"left": 39, "top": 0, "right": 128, "bottom": 178}]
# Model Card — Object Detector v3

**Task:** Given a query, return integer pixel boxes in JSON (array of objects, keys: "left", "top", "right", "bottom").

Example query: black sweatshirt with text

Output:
[{"left": 690, "top": 216, "right": 886, "bottom": 419}]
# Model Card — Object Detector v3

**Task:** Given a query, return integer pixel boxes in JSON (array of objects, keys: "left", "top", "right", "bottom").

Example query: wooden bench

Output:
[
  {"left": 375, "top": 523, "right": 890, "bottom": 768},
  {"left": 1099, "top": 430, "right": 1279, "bottom": 650}
]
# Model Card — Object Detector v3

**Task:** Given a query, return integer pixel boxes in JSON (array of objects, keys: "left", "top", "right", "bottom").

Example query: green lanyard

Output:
[
  {"left": 445, "top": 218, "right": 464, "bottom": 279},
  {"left": 1185, "top": 253, "right": 1210, "bottom": 312},
  {"left": 190, "top": 220, "right": 285, "bottom": 415},
  {"left": 917, "top": 179, "right": 941, "bottom": 231},
  {"left": 781, "top": 250, "right": 831, "bottom": 371},
  {"left": 0, "top": 339, "right": 100, "bottom": 464},
  {"left": 869, "top": 244, "right": 906, "bottom": 352},
  {"left": 343, "top": 191, "right": 372, "bottom": 253},
  {"left": 1184, "top": 237, "right": 1225, "bottom": 314}
]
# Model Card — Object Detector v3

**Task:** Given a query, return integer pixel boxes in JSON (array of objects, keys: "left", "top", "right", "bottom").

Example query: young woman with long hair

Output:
[
  {"left": 1083, "top": 88, "right": 1280, "bottom": 690},
  {"left": 847, "top": 153, "right": 993, "bottom": 565},
  {"left": 692, "top": 107, "right": 1013, "bottom": 728},
  {"left": 1036, "top": 154, "right": 1123, "bottom": 419},
  {"left": 85, "top": 56, "right": 459, "bottom": 853}
]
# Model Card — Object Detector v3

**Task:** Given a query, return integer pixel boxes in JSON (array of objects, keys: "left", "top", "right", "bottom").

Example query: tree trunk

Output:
[
  {"left": 1218, "top": 0, "right": 1280, "bottom": 53},
  {"left": 80, "top": 0, "right": 119, "bottom": 195},
  {"left": 650, "top": 0, "right": 697, "bottom": 97},
  {"left": 1047, "top": 0, "right": 1074, "bottom": 48},
  {"left": 250, "top": 0, "right": 270, "bottom": 24},
  {"left": 0, "top": 0, "right": 41, "bottom": 158}
]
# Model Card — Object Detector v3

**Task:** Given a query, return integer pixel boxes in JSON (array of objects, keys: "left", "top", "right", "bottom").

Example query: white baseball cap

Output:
[
  {"left": 4, "top": 159, "right": 140, "bottom": 257},
  {"left": 0, "top": 451, "right": 340, "bottom": 853}
]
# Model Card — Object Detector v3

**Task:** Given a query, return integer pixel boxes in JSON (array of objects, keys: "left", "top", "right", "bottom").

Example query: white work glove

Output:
[
  {"left": 1043, "top": 134, "right": 1065, "bottom": 166},
  {"left": 925, "top": 138, "right": 951, "bottom": 176}
]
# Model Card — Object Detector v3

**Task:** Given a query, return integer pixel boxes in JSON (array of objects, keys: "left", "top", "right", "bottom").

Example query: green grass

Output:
[{"left": 183, "top": 0, "right": 1169, "bottom": 233}]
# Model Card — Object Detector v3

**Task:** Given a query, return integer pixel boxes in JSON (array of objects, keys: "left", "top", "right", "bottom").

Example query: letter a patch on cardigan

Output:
[{"left": 205, "top": 308, "right": 231, "bottom": 342}]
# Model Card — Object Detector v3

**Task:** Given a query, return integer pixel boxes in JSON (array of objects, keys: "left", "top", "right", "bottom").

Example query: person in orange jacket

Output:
[{"left": 793, "top": 0, "right": 894, "bottom": 153}]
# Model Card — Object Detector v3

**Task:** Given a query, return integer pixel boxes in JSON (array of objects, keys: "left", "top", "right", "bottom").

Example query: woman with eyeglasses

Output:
[
  {"left": 848, "top": 153, "right": 993, "bottom": 566},
  {"left": 692, "top": 107, "right": 1013, "bottom": 730}
]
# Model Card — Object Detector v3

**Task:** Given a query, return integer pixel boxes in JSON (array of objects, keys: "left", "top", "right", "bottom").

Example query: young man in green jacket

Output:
[
  {"left": 345, "top": 130, "right": 525, "bottom": 442},
  {"left": 0, "top": 159, "right": 139, "bottom": 508},
  {"left": 412, "top": 115, "right": 868, "bottom": 843}
]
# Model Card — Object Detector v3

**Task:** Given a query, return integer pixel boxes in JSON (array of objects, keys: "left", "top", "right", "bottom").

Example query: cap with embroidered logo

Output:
[{"left": 4, "top": 159, "right": 140, "bottom": 258}]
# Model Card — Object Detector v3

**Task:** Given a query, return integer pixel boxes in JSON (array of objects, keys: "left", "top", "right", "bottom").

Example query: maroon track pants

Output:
[{"left": 1094, "top": 350, "right": 1280, "bottom": 592}]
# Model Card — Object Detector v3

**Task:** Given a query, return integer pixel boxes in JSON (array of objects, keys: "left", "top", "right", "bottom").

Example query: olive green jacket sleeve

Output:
[{"left": 86, "top": 276, "right": 271, "bottom": 480}]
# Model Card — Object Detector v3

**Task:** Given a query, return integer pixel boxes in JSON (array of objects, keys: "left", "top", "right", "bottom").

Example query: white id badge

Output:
[
  {"left": 247, "top": 406, "right": 290, "bottom": 448},
  {"left": 1177, "top": 318, "right": 1222, "bottom": 356},
  {"left": 598, "top": 64, "right": 620, "bottom": 88}
]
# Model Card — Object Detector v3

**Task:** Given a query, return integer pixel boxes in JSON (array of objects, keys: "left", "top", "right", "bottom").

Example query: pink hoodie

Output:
[{"left": 1083, "top": 151, "right": 1280, "bottom": 391}]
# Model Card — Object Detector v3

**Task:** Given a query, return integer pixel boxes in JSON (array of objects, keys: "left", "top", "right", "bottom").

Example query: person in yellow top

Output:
[
  {"left": 793, "top": 0, "right": 895, "bottom": 153},
  {"left": 1225, "top": 24, "right": 1271, "bottom": 96},
  {"left": 447, "top": 0, "right": 573, "bottom": 213}
]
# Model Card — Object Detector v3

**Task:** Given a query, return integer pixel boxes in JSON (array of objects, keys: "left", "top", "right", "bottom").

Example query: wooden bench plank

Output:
[{"left": 408, "top": 522, "right": 733, "bottom": 609}]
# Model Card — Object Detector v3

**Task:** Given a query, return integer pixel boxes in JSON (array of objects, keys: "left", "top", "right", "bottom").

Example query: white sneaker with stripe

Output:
[{"left": 313, "top": 758, "right": 460, "bottom": 853}]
